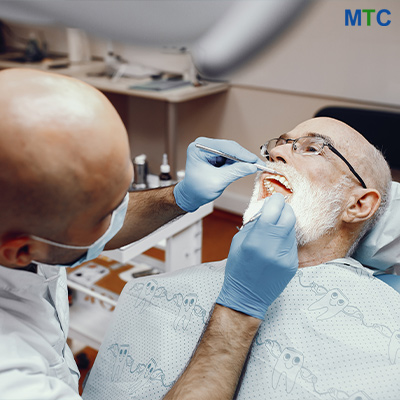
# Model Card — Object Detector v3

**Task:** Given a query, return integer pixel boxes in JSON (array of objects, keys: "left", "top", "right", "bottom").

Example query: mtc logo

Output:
[{"left": 345, "top": 9, "right": 391, "bottom": 26}]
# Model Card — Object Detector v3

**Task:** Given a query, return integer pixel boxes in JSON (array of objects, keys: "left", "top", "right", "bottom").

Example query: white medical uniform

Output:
[{"left": 0, "top": 263, "right": 81, "bottom": 400}]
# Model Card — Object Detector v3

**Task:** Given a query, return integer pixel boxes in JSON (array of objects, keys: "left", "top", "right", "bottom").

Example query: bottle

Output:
[
  {"left": 25, "top": 32, "right": 44, "bottom": 62},
  {"left": 176, "top": 169, "right": 185, "bottom": 182},
  {"left": 132, "top": 154, "right": 148, "bottom": 190},
  {"left": 159, "top": 153, "right": 172, "bottom": 187}
]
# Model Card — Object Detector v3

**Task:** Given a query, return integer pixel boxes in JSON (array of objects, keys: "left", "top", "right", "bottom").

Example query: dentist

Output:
[{"left": 0, "top": 68, "right": 298, "bottom": 400}]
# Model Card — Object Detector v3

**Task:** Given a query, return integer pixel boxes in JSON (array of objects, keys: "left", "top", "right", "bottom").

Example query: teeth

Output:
[
  {"left": 277, "top": 176, "right": 293, "bottom": 191},
  {"left": 263, "top": 175, "right": 293, "bottom": 192},
  {"left": 263, "top": 179, "right": 276, "bottom": 194}
]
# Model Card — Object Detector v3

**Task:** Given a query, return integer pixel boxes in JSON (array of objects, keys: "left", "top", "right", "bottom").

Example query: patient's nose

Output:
[{"left": 268, "top": 143, "right": 291, "bottom": 164}]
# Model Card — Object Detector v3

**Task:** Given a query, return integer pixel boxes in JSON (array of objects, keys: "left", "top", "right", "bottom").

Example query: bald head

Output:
[
  {"left": 297, "top": 117, "right": 391, "bottom": 197},
  {"left": 0, "top": 69, "right": 132, "bottom": 242}
]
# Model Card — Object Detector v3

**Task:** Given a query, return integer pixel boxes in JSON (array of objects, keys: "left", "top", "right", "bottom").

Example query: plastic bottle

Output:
[{"left": 159, "top": 153, "right": 172, "bottom": 187}]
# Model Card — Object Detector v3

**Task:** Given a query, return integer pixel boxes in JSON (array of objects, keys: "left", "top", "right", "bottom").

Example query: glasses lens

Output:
[
  {"left": 294, "top": 136, "right": 324, "bottom": 155},
  {"left": 260, "top": 143, "right": 268, "bottom": 158},
  {"left": 260, "top": 138, "right": 284, "bottom": 158}
]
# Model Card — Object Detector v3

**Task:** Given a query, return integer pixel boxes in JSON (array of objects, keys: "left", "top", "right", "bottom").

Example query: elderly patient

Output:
[{"left": 83, "top": 118, "right": 400, "bottom": 400}]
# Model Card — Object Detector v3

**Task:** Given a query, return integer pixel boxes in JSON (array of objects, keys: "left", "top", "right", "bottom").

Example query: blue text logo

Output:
[{"left": 345, "top": 9, "right": 391, "bottom": 26}]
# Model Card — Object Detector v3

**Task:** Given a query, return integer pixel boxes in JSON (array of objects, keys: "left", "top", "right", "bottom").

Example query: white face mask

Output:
[{"left": 31, "top": 193, "right": 129, "bottom": 268}]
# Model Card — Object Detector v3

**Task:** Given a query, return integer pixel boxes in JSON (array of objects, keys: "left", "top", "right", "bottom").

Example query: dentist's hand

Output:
[
  {"left": 174, "top": 137, "right": 258, "bottom": 212},
  {"left": 217, "top": 193, "right": 298, "bottom": 320}
]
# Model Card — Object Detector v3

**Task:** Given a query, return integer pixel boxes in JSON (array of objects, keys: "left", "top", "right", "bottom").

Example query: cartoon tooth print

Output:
[
  {"left": 348, "top": 391, "right": 373, "bottom": 400},
  {"left": 272, "top": 347, "right": 304, "bottom": 393},
  {"left": 308, "top": 288, "right": 349, "bottom": 320},
  {"left": 111, "top": 344, "right": 129, "bottom": 382},
  {"left": 130, "top": 358, "right": 161, "bottom": 393},
  {"left": 388, "top": 330, "right": 400, "bottom": 364},
  {"left": 134, "top": 279, "right": 158, "bottom": 313},
  {"left": 173, "top": 293, "right": 198, "bottom": 330}
]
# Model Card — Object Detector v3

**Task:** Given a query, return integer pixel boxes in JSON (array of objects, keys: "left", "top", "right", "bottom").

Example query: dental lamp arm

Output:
[
  {"left": 0, "top": 1, "right": 309, "bottom": 78},
  {"left": 192, "top": 0, "right": 310, "bottom": 78}
]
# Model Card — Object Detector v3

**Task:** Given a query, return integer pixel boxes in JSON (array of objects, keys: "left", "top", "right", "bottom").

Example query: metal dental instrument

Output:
[
  {"left": 239, "top": 194, "right": 290, "bottom": 230},
  {"left": 195, "top": 143, "right": 284, "bottom": 176},
  {"left": 240, "top": 211, "right": 262, "bottom": 230}
]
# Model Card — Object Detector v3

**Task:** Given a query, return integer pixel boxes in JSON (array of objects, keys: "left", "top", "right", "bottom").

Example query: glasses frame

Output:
[{"left": 260, "top": 136, "right": 367, "bottom": 189}]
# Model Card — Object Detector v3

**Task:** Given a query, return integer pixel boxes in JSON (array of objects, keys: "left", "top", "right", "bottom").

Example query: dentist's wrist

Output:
[
  {"left": 214, "top": 304, "right": 262, "bottom": 332},
  {"left": 173, "top": 181, "right": 200, "bottom": 213}
]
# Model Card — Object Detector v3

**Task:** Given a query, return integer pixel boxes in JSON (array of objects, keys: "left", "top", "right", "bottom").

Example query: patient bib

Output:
[{"left": 82, "top": 259, "right": 400, "bottom": 400}]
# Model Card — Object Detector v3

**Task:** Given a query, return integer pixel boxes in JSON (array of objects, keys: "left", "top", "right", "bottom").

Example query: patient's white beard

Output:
[{"left": 243, "top": 165, "right": 352, "bottom": 247}]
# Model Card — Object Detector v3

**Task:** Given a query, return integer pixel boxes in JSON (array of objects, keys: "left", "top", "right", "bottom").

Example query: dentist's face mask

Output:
[{"left": 31, "top": 193, "right": 129, "bottom": 268}]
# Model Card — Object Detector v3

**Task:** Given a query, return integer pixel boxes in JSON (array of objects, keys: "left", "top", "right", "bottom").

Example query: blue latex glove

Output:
[
  {"left": 217, "top": 193, "right": 298, "bottom": 320},
  {"left": 174, "top": 137, "right": 258, "bottom": 212}
]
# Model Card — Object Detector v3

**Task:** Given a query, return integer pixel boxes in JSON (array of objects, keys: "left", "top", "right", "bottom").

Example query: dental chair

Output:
[
  {"left": 354, "top": 180, "right": 400, "bottom": 294},
  {"left": 376, "top": 274, "right": 400, "bottom": 293},
  {"left": 314, "top": 107, "right": 400, "bottom": 182},
  {"left": 314, "top": 107, "right": 400, "bottom": 293}
]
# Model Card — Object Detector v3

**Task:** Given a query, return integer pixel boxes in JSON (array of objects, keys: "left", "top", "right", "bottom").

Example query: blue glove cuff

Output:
[
  {"left": 216, "top": 289, "right": 267, "bottom": 320},
  {"left": 173, "top": 181, "right": 199, "bottom": 213}
]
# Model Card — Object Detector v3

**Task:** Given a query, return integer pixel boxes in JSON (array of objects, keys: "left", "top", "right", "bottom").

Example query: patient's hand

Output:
[
  {"left": 217, "top": 193, "right": 298, "bottom": 319},
  {"left": 174, "top": 137, "right": 258, "bottom": 212}
]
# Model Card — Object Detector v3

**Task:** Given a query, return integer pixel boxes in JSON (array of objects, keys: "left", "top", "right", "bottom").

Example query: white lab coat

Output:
[{"left": 0, "top": 263, "right": 81, "bottom": 399}]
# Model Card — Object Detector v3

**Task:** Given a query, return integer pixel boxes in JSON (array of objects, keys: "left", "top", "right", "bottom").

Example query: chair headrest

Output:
[{"left": 353, "top": 181, "right": 400, "bottom": 270}]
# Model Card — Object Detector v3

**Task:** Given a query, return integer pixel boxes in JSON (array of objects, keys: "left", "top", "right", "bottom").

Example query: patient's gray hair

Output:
[{"left": 347, "top": 144, "right": 392, "bottom": 256}]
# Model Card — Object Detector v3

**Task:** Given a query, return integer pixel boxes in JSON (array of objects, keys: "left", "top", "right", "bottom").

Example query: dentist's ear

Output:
[
  {"left": 342, "top": 189, "right": 381, "bottom": 224},
  {"left": 0, "top": 237, "right": 39, "bottom": 267}
]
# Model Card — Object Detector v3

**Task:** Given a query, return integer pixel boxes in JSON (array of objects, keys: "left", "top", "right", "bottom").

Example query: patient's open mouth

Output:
[{"left": 258, "top": 173, "right": 293, "bottom": 200}]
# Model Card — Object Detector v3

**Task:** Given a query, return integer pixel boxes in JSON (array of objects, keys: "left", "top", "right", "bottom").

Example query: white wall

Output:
[{"left": 230, "top": 1, "right": 400, "bottom": 107}]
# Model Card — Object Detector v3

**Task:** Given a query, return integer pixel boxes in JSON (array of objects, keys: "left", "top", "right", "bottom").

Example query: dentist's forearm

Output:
[
  {"left": 104, "top": 185, "right": 186, "bottom": 250},
  {"left": 163, "top": 304, "right": 261, "bottom": 400}
]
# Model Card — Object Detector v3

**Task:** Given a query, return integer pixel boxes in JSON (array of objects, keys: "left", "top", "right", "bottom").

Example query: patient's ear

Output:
[{"left": 342, "top": 189, "right": 381, "bottom": 223}]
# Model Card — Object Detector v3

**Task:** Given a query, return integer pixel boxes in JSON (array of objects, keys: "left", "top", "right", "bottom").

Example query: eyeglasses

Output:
[{"left": 260, "top": 136, "right": 367, "bottom": 189}]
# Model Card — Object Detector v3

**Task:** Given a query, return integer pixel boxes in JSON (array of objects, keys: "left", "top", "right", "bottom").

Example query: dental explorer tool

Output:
[
  {"left": 239, "top": 193, "right": 290, "bottom": 230},
  {"left": 240, "top": 211, "right": 262, "bottom": 230},
  {"left": 195, "top": 143, "right": 284, "bottom": 176}
]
